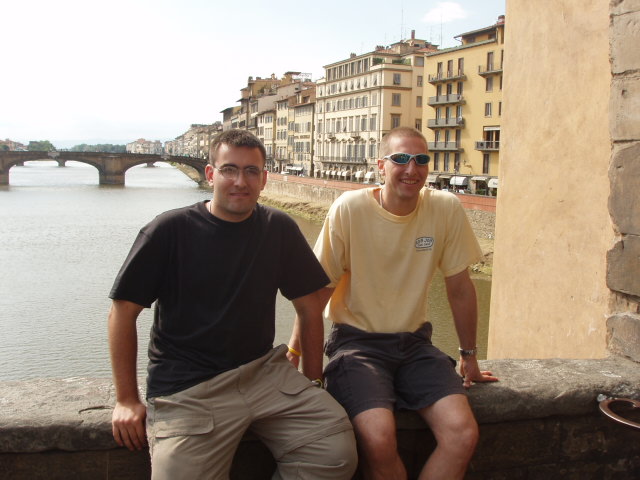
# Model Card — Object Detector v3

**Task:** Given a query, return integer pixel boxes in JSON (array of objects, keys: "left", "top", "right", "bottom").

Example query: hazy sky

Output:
[{"left": 2, "top": 0, "right": 505, "bottom": 148}]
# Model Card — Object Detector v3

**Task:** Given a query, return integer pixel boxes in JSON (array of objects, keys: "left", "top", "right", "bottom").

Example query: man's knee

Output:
[{"left": 276, "top": 429, "right": 358, "bottom": 479}]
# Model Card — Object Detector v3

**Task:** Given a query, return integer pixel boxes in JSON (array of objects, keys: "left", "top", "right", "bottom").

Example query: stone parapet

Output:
[{"left": 1, "top": 357, "right": 639, "bottom": 478}]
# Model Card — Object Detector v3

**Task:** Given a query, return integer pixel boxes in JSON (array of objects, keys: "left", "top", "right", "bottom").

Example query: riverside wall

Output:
[
  {"left": 1, "top": 357, "right": 639, "bottom": 479},
  {"left": 262, "top": 173, "right": 496, "bottom": 239}
]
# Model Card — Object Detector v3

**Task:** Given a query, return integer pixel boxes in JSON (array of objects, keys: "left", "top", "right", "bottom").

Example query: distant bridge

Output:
[{"left": 0, "top": 151, "right": 208, "bottom": 185}]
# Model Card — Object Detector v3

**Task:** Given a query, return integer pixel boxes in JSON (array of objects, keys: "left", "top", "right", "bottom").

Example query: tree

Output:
[{"left": 27, "top": 140, "right": 56, "bottom": 151}]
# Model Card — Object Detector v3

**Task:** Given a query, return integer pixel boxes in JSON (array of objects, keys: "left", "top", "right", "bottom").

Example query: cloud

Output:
[{"left": 422, "top": 2, "right": 469, "bottom": 24}]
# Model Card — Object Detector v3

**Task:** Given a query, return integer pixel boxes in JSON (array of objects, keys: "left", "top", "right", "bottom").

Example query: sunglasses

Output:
[{"left": 383, "top": 152, "right": 431, "bottom": 166}]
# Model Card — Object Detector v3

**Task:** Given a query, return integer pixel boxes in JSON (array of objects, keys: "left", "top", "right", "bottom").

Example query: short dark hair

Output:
[
  {"left": 379, "top": 127, "right": 428, "bottom": 158},
  {"left": 209, "top": 129, "right": 266, "bottom": 166}
]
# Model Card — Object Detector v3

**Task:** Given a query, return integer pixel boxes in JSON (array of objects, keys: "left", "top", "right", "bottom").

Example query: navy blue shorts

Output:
[{"left": 323, "top": 323, "right": 466, "bottom": 419}]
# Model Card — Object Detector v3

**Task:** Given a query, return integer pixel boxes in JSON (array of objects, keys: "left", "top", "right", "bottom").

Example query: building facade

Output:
[
  {"left": 126, "top": 138, "right": 163, "bottom": 155},
  {"left": 315, "top": 33, "right": 437, "bottom": 183},
  {"left": 424, "top": 17, "right": 505, "bottom": 194}
]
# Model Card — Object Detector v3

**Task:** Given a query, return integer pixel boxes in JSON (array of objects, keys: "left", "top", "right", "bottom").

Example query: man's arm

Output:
[
  {"left": 288, "top": 287, "right": 334, "bottom": 377},
  {"left": 108, "top": 299, "right": 147, "bottom": 451},
  {"left": 444, "top": 269, "right": 498, "bottom": 388}
]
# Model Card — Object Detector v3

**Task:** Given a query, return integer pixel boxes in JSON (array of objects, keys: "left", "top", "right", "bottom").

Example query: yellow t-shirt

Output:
[{"left": 314, "top": 187, "right": 483, "bottom": 333}]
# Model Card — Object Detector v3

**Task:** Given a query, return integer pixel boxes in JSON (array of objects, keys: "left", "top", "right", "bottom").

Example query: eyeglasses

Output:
[
  {"left": 215, "top": 165, "right": 263, "bottom": 180},
  {"left": 383, "top": 153, "right": 431, "bottom": 166}
]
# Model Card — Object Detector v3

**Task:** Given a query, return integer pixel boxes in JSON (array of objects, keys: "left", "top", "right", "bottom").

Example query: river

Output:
[{"left": 0, "top": 161, "right": 490, "bottom": 381}]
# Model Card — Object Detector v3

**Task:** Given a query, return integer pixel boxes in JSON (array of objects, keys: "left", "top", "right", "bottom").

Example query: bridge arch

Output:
[{"left": 0, "top": 151, "right": 207, "bottom": 186}]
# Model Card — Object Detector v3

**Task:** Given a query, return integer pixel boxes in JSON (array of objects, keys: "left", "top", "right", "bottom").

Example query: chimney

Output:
[
  {"left": 497, "top": 15, "right": 505, "bottom": 24},
  {"left": 411, "top": 29, "right": 415, "bottom": 40}
]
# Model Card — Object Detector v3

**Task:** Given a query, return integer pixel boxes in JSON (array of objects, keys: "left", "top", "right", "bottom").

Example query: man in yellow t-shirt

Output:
[{"left": 288, "top": 127, "right": 498, "bottom": 479}]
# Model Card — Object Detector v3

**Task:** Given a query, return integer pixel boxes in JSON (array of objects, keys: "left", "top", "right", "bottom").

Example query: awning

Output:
[
  {"left": 354, "top": 171, "right": 364, "bottom": 180},
  {"left": 341, "top": 170, "right": 350, "bottom": 177},
  {"left": 471, "top": 176, "right": 488, "bottom": 182},
  {"left": 364, "top": 172, "right": 375, "bottom": 180},
  {"left": 330, "top": 170, "right": 336, "bottom": 177},
  {"left": 450, "top": 176, "right": 469, "bottom": 186},
  {"left": 488, "top": 178, "right": 499, "bottom": 188},
  {"left": 439, "top": 174, "right": 452, "bottom": 180},
  {"left": 288, "top": 166, "right": 303, "bottom": 171},
  {"left": 426, "top": 174, "right": 439, "bottom": 183}
]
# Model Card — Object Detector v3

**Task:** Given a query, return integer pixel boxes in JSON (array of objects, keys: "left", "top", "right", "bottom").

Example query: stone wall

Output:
[
  {"left": 605, "top": 0, "right": 640, "bottom": 364},
  {"left": 1, "top": 357, "right": 639, "bottom": 479}
]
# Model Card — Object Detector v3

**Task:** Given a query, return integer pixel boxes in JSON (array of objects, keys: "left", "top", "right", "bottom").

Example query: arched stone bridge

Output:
[{"left": 0, "top": 151, "right": 208, "bottom": 185}]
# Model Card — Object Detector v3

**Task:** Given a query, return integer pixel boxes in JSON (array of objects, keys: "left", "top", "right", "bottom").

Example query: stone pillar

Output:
[{"left": 99, "top": 173, "right": 125, "bottom": 185}]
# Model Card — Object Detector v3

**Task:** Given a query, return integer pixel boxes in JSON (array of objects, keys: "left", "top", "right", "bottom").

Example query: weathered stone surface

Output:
[
  {"left": 610, "top": 0, "right": 640, "bottom": 16},
  {"left": 609, "top": 142, "right": 640, "bottom": 235},
  {"left": 610, "top": 75, "right": 640, "bottom": 141},
  {"left": 607, "top": 234, "right": 640, "bottom": 296},
  {"left": 607, "top": 313, "right": 640, "bottom": 361},
  {"left": 611, "top": 9, "right": 640, "bottom": 74}
]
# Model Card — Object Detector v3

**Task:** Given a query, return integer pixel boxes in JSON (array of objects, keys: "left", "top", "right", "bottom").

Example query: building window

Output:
[
  {"left": 369, "top": 143, "right": 377, "bottom": 158},
  {"left": 444, "top": 152, "right": 450, "bottom": 171},
  {"left": 485, "top": 102, "right": 492, "bottom": 117},
  {"left": 447, "top": 60, "right": 453, "bottom": 76},
  {"left": 370, "top": 114, "right": 377, "bottom": 131},
  {"left": 391, "top": 114, "right": 401, "bottom": 129},
  {"left": 393, "top": 73, "right": 401, "bottom": 85},
  {"left": 487, "top": 51, "right": 494, "bottom": 70},
  {"left": 486, "top": 76, "right": 493, "bottom": 92},
  {"left": 499, "top": 101, "right": 502, "bottom": 116},
  {"left": 433, "top": 152, "right": 440, "bottom": 171},
  {"left": 454, "top": 153, "right": 461, "bottom": 172},
  {"left": 458, "top": 57, "right": 464, "bottom": 74},
  {"left": 415, "top": 56, "right": 424, "bottom": 66},
  {"left": 415, "top": 119, "right": 422, "bottom": 131},
  {"left": 392, "top": 93, "right": 401, "bottom": 106},
  {"left": 416, "top": 96, "right": 422, "bottom": 107},
  {"left": 417, "top": 75, "right": 423, "bottom": 87},
  {"left": 457, "top": 82, "right": 463, "bottom": 95},
  {"left": 446, "top": 83, "right": 453, "bottom": 95},
  {"left": 483, "top": 153, "right": 490, "bottom": 174}
]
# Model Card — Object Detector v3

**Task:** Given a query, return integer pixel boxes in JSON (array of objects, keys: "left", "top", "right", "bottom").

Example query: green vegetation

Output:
[
  {"left": 0, "top": 144, "right": 9, "bottom": 151},
  {"left": 69, "top": 144, "right": 126, "bottom": 153},
  {"left": 27, "top": 140, "right": 56, "bottom": 151}
]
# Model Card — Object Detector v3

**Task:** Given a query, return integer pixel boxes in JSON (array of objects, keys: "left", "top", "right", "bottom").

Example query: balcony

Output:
[
  {"left": 427, "top": 94, "right": 465, "bottom": 106},
  {"left": 478, "top": 64, "right": 503, "bottom": 76},
  {"left": 428, "top": 141, "right": 464, "bottom": 152},
  {"left": 475, "top": 141, "right": 500, "bottom": 151},
  {"left": 427, "top": 117, "right": 465, "bottom": 129},
  {"left": 428, "top": 70, "right": 466, "bottom": 84}
]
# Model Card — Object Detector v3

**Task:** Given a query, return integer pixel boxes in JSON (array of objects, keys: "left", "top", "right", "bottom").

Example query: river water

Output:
[{"left": 0, "top": 161, "right": 490, "bottom": 381}]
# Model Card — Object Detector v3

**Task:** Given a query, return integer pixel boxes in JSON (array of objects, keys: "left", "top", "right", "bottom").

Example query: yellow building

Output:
[
  {"left": 424, "top": 16, "right": 505, "bottom": 194},
  {"left": 315, "top": 33, "right": 437, "bottom": 182}
]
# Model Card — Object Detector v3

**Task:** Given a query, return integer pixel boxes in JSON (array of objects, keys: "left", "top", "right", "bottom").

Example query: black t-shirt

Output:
[{"left": 110, "top": 201, "right": 329, "bottom": 398}]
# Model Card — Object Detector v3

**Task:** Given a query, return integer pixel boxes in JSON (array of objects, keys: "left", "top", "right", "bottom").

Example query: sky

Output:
[{"left": 1, "top": 0, "right": 505, "bottom": 148}]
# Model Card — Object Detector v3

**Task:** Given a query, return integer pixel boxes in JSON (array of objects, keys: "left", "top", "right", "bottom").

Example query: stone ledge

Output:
[{"left": 1, "top": 357, "right": 639, "bottom": 454}]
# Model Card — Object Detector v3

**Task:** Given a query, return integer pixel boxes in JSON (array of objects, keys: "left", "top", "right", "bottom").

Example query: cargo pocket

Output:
[
  {"left": 277, "top": 363, "right": 316, "bottom": 396},
  {"left": 152, "top": 416, "right": 214, "bottom": 438}
]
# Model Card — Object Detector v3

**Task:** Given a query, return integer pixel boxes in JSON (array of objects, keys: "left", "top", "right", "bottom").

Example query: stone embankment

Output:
[{"left": 1, "top": 356, "right": 639, "bottom": 479}]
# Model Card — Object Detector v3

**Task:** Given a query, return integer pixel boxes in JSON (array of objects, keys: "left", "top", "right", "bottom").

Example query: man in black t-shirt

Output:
[{"left": 108, "top": 130, "right": 356, "bottom": 480}]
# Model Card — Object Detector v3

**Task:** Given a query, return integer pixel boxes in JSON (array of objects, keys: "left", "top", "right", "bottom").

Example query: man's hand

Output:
[
  {"left": 112, "top": 400, "right": 147, "bottom": 451},
  {"left": 286, "top": 349, "right": 301, "bottom": 369},
  {"left": 459, "top": 356, "right": 499, "bottom": 389}
]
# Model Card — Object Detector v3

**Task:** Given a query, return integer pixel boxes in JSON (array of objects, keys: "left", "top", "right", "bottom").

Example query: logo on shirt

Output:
[{"left": 415, "top": 236, "right": 434, "bottom": 251}]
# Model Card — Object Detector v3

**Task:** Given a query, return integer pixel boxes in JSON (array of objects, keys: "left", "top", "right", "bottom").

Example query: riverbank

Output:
[{"left": 258, "top": 190, "right": 494, "bottom": 276}]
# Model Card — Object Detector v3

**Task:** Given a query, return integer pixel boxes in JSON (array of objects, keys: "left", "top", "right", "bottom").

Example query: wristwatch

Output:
[{"left": 458, "top": 347, "right": 477, "bottom": 357}]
